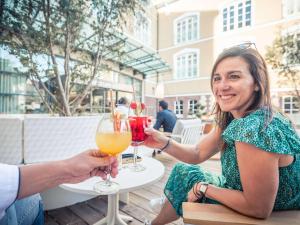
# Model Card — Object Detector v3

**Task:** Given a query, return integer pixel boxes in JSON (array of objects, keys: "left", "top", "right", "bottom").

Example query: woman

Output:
[{"left": 143, "top": 46, "right": 300, "bottom": 225}]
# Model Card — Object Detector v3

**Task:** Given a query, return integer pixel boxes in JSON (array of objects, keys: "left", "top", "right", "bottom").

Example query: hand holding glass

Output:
[{"left": 94, "top": 114, "right": 131, "bottom": 194}]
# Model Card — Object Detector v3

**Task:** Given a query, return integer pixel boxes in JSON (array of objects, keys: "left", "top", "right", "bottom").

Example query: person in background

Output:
[
  {"left": 143, "top": 45, "right": 300, "bottom": 225},
  {"left": 153, "top": 100, "right": 177, "bottom": 133},
  {"left": 0, "top": 150, "right": 118, "bottom": 225},
  {"left": 116, "top": 97, "right": 130, "bottom": 117}
]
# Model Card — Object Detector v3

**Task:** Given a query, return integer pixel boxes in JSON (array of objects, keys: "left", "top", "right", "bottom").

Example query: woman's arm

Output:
[
  {"left": 201, "top": 142, "right": 279, "bottom": 218},
  {"left": 144, "top": 127, "right": 222, "bottom": 164}
]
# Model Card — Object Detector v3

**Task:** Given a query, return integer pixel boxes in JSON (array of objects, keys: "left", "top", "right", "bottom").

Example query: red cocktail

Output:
[
  {"left": 129, "top": 116, "right": 149, "bottom": 143},
  {"left": 128, "top": 116, "right": 149, "bottom": 172}
]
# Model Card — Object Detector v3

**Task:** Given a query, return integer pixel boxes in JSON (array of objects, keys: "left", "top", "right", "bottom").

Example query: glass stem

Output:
[
  {"left": 106, "top": 164, "right": 112, "bottom": 186},
  {"left": 133, "top": 145, "right": 138, "bottom": 167}
]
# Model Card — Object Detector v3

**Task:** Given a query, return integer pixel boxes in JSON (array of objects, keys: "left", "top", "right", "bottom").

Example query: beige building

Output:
[{"left": 144, "top": 0, "right": 300, "bottom": 125}]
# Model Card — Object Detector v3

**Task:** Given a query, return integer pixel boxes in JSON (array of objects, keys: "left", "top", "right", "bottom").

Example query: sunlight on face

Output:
[{"left": 212, "top": 56, "right": 258, "bottom": 118}]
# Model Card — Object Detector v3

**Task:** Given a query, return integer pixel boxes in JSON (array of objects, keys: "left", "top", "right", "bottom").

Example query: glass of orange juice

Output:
[{"left": 94, "top": 113, "right": 131, "bottom": 194}]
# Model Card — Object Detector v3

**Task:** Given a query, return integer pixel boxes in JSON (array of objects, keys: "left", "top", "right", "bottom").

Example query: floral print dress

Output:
[{"left": 164, "top": 109, "right": 300, "bottom": 216}]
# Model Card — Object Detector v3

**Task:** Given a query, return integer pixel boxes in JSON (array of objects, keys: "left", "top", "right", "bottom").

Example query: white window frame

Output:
[
  {"left": 174, "top": 100, "right": 183, "bottom": 118},
  {"left": 221, "top": 0, "right": 253, "bottom": 32},
  {"left": 174, "top": 12, "right": 200, "bottom": 45},
  {"left": 188, "top": 99, "right": 198, "bottom": 116},
  {"left": 282, "top": 96, "right": 300, "bottom": 114},
  {"left": 173, "top": 48, "right": 199, "bottom": 80},
  {"left": 283, "top": 0, "right": 300, "bottom": 17},
  {"left": 134, "top": 12, "right": 151, "bottom": 46}
]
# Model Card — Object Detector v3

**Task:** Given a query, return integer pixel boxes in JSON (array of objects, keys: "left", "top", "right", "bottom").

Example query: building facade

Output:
[
  {"left": 0, "top": 1, "right": 169, "bottom": 115},
  {"left": 1, "top": 0, "right": 299, "bottom": 125},
  {"left": 146, "top": 0, "right": 300, "bottom": 125}
]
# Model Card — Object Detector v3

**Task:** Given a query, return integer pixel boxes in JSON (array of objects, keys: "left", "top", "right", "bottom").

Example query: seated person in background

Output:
[
  {"left": 143, "top": 45, "right": 300, "bottom": 225},
  {"left": 153, "top": 100, "right": 177, "bottom": 133},
  {"left": 0, "top": 150, "right": 118, "bottom": 225},
  {"left": 116, "top": 97, "right": 129, "bottom": 117}
]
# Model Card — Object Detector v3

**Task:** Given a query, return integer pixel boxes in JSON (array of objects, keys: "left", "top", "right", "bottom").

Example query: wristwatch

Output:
[{"left": 199, "top": 182, "right": 209, "bottom": 196}]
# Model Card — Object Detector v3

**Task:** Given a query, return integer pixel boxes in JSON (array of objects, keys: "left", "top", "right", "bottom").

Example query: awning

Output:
[{"left": 101, "top": 31, "right": 171, "bottom": 76}]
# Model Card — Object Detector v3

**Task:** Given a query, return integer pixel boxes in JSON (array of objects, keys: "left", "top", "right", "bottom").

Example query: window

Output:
[
  {"left": 223, "top": 8, "right": 228, "bottom": 31},
  {"left": 245, "top": 0, "right": 252, "bottom": 26},
  {"left": 238, "top": 3, "right": 243, "bottom": 28},
  {"left": 174, "top": 100, "right": 183, "bottom": 117},
  {"left": 283, "top": 96, "right": 299, "bottom": 113},
  {"left": 174, "top": 49, "right": 199, "bottom": 79},
  {"left": 188, "top": 99, "right": 198, "bottom": 115},
  {"left": 174, "top": 13, "right": 199, "bottom": 45},
  {"left": 283, "top": 0, "right": 300, "bottom": 17},
  {"left": 222, "top": 0, "right": 252, "bottom": 32},
  {"left": 229, "top": 6, "right": 234, "bottom": 30},
  {"left": 134, "top": 12, "right": 151, "bottom": 46}
]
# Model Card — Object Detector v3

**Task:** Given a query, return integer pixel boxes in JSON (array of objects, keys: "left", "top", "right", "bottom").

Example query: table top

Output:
[{"left": 60, "top": 157, "right": 165, "bottom": 195}]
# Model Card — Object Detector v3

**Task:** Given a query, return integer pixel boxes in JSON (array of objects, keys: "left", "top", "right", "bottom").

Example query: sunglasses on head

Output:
[{"left": 234, "top": 42, "right": 257, "bottom": 51}]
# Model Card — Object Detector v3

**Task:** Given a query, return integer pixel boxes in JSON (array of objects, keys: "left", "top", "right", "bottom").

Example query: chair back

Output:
[
  {"left": 171, "top": 119, "right": 203, "bottom": 144},
  {"left": 181, "top": 122, "right": 204, "bottom": 145}
]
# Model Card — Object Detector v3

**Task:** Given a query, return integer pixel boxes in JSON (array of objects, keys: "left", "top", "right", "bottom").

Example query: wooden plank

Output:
[
  {"left": 132, "top": 188, "right": 161, "bottom": 200},
  {"left": 46, "top": 207, "right": 87, "bottom": 225},
  {"left": 86, "top": 197, "right": 108, "bottom": 215},
  {"left": 44, "top": 213, "right": 60, "bottom": 225},
  {"left": 183, "top": 203, "right": 300, "bottom": 225},
  {"left": 69, "top": 202, "right": 105, "bottom": 225}
]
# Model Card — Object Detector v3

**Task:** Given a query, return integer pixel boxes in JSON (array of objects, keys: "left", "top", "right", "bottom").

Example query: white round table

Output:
[{"left": 60, "top": 157, "right": 165, "bottom": 225}]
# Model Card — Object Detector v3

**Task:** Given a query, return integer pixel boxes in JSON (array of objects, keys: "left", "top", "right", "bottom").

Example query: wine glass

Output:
[
  {"left": 94, "top": 113, "right": 131, "bottom": 194},
  {"left": 128, "top": 115, "right": 149, "bottom": 172}
]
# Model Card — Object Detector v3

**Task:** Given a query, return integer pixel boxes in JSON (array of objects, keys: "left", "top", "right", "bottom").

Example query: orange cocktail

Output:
[{"left": 95, "top": 132, "right": 131, "bottom": 156}]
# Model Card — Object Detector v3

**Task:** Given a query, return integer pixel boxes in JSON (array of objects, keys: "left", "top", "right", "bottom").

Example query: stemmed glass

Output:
[
  {"left": 128, "top": 115, "right": 149, "bottom": 172},
  {"left": 94, "top": 113, "right": 131, "bottom": 194}
]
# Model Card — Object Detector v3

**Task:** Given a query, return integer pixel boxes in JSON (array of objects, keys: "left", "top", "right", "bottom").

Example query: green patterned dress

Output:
[{"left": 164, "top": 109, "right": 300, "bottom": 216}]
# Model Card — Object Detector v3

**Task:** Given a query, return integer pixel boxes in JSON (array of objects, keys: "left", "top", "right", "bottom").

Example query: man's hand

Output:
[{"left": 63, "top": 149, "right": 118, "bottom": 184}]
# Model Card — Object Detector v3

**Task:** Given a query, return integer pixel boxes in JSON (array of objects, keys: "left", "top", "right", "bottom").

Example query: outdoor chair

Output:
[
  {"left": 183, "top": 202, "right": 300, "bottom": 225},
  {"left": 153, "top": 119, "right": 204, "bottom": 156}
]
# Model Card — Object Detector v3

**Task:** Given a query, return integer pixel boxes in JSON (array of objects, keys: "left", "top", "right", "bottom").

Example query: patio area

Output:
[{"left": 44, "top": 153, "right": 221, "bottom": 225}]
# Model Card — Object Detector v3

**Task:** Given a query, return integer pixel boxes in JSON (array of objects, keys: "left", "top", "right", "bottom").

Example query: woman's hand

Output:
[
  {"left": 187, "top": 182, "right": 203, "bottom": 202},
  {"left": 144, "top": 128, "right": 170, "bottom": 150}
]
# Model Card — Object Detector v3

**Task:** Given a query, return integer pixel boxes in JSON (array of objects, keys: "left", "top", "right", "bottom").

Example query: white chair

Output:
[
  {"left": 0, "top": 117, "right": 23, "bottom": 165},
  {"left": 170, "top": 119, "right": 203, "bottom": 144},
  {"left": 181, "top": 123, "right": 205, "bottom": 145}
]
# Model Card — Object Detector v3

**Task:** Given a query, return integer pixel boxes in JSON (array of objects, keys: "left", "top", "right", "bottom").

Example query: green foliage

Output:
[
  {"left": 0, "top": 0, "right": 141, "bottom": 116},
  {"left": 194, "top": 103, "right": 207, "bottom": 119},
  {"left": 265, "top": 29, "right": 300, "bottom": 107}
]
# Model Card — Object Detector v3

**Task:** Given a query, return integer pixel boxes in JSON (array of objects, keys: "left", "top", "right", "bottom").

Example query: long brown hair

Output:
[{"left": 210, "top": 46, "right": 273, "bottom": 132}]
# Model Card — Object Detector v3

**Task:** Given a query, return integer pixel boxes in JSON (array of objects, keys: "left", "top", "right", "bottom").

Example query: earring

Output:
[{"left": 254, "top": 86, "right": 259, "bottom": 91}]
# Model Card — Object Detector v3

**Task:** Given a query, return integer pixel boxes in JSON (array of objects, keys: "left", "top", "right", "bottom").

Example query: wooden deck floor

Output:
[{"left": 45, "top": 153, "right": 221, "bottom": 225}]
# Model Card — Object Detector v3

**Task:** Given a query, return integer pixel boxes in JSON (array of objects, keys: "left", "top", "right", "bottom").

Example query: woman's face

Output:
[{"left": 212, "top": 56, "right": 258, "bottom": 118}]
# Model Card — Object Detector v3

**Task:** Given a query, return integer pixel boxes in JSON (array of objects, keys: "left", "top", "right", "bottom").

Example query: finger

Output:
[
  {"left": 90, "top": 156, "right": 112, "bottom": 167},
  {"left": 144, "top": 127, "right": 155, "bottom": 134},
  {"left": 89, "top": 149, "right": 108, "bottom": 157},
  {"left": 110, "top": 166, "right": 118, "bottom": 178},
  {"left": 95, "top": 170, "right": 108, "bottom": 179}
]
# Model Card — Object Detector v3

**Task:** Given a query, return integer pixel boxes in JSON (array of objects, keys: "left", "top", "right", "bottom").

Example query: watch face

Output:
[{"left": 200, "top": 183, "right": 208, "bottom": 195}]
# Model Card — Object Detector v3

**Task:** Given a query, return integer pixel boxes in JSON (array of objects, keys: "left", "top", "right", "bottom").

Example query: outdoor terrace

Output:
[{"left": 44, "top": 153, "right": 221, "bottom": 225}]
